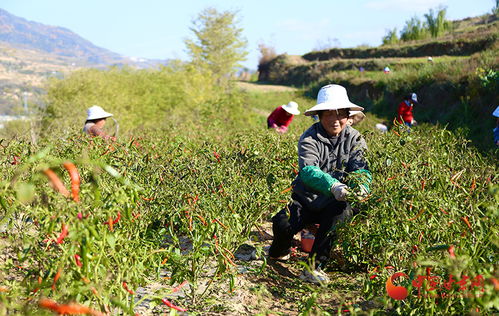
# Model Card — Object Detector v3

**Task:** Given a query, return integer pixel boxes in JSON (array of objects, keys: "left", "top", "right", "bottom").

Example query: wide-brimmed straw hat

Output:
[
  {"left": 349, "top": 110, "right": 365, "bottom": 125},
  {"left": 493, "top": 105, "right": 499, "bottom": 118},
  {"left": 281, "top": 101, "right": 300, "bottom": 115},
  {"left": 86, "top": 105, "right": 113, "bottom": 121},
  {"left": 304, "top": 84, "right": 364, "bottom": 117}
]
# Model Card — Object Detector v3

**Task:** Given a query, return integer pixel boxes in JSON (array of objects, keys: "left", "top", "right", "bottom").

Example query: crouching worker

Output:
[
  {"left": 83, "top": 105, "right": 116, "bottom": 141},
  {"left": 267, "top": 101, "right": 300, "bottom": 134},
  {"left": 268, "top": 84, "right": 372, "bottom": 284}
]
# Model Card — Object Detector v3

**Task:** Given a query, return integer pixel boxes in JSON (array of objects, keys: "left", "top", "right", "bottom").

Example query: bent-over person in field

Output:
[
  {"left": 267, "top": 101, "right": 300, "bottom": 134},
  {"left": 83, "top": 105, "right": 115, "bottom": 140},
  {"left": 268, "top": 84, "right": 372, "bottom": 284}
]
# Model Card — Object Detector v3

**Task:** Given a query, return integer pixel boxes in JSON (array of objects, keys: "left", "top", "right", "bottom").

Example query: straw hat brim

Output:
[
  {"left": 282, "top": 104, "right": 300, "bottom": 115},
  {"left": 87, "top": 112, "right": 113, "bottom": 121},
  {"left": 304, "top": 101, "right": 364, "bottom": 117},
  {"left": 349, "top": 111, "right": 365, "bottom": 125}
]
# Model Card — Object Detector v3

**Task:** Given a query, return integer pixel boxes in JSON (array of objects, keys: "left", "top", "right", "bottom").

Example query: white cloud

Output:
[{"left": 365, "top": 0, "right": 449, "bottom": 12}]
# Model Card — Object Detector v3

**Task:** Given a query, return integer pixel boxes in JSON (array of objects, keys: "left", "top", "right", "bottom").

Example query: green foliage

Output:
[
  {"left": 184, "top": 7, "right": 248, "bottom": 86},
  {"left": 42, "top": 64, "right": 222, "bottom": 136},
  {"left": 1, "top": 64, "right": 498, "bottom": 314},
  {"left": 382, "top": 28, "right": 399, "bottom": 45},
  {"left": 424, "top": 7, "right": 452, "bottom": 38},
  {"left": 338, "top": 123, "right": 498, "bottom": 314},
  {"left": 400, "top": 16, "right": 429, "bottom": 41}
]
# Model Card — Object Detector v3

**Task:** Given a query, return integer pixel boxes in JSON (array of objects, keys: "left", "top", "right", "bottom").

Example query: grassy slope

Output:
[{"left": 258, "top": 14, "right": 499, "bottom": 152}]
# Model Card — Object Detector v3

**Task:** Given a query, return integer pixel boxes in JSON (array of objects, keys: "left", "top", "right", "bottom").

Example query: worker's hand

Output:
[
  {"left": 331, "top": 182, "right": 349, "bottom": 201},
  {"left": 277, "top": 126, "right": 288, "bottom": 134},
  {"left": 353, "top": 185, "right": 369, "bottom": 200}
]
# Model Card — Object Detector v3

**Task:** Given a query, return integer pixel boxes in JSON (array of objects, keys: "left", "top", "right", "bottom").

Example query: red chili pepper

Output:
[
  {"left": 39, "top": 298, "right": 105, "bottom": 316},
  {"left": 212, "top": 218, "right": 227, "bottom": 229},
  {"left": 280, "top": 187, "right": 292, "bottom": 194},
  {"left": 113, "top": 212, "right": 121, "bottom": 224},
  {"left": 63, "top": 162, "right": 80, "bottom": 202},
  {"left": 74, "top": 254, "right": 83, "bottom": 267},
  {"left": 490, "top": 278, "right": 499, "bottom": 291},
  {"left": 411, "top": 245, "right": 418, "bottom": 254},
  {"left": 52, "top": 268, "right": 61, "bottom": 291},
  {"left": 56, "top": 223, "right": 69, "bottom": 244},
  {"left": 161, "top": 298, "right": 187, "bottom": 312},
  {"left": 195, "top": 214, "right": 207, "bottom": 226},
  {"left": 448, "top": 245, "right": 455, "bottom": 258},
  {"left": 213, "top": 151, "right": 221, "bottom": 163},
  {"left": 11, "top": 155, "right": 20, "bottom": 165},
  {"left": 103, "top": 212, "right": 120, "bottom": 230},
  {"left": 43, "top": 168, "right": 70, "bottom": 198},
  {"left": 421, "top": 179, "right": 426, "bottom": 191},
  {"left": 172, "top": 280, "right": 188, "bottom": 293},
  {"left": 408, "top": 209, "right": 425, "bottom": 221},
  {"left": 461, "top": 216, "right": 472, "bottom": 231},
  {"left": 470, "top": 178, "right": 476, "bottom": 192},
  {"left": 122, "top": 281, "right": 135, "bottom": 295}
]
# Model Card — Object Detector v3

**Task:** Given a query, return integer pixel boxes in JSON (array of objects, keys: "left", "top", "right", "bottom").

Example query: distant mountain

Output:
[
  {"left": 0, "top": 8, "right": 125, "bottom": 65},
  {"left": 0, "top": 8, "right": 168, "bottom": 115}
]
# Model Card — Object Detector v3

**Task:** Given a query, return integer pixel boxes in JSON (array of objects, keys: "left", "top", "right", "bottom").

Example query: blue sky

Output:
[{"left": 1, "top": 0, "right": 495, "bottom": 69}]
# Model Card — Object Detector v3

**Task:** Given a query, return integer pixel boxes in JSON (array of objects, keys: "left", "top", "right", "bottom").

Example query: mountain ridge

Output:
[{"left": 0, "top": 8, "right": 126, "bottom": 65}]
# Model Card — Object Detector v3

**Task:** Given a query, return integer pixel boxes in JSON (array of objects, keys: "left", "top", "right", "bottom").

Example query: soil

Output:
[
  {"left": 133, "top": 221, "right": 369, "bottom": 315},
  {"left": 236, "top": 81, "right": 298, "bottom": 93}
]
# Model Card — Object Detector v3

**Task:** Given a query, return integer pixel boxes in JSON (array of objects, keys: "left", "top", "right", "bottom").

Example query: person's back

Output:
[
  {"left": 267, "top": 101, "right": 300, "bottom": 134},
  {"left": 397, "top": 93, "right": 418, "bottom": 127}
]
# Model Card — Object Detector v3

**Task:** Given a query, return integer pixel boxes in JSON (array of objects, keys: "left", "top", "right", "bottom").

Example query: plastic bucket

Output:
[{"left": 300, "top": 231, "right": 315, "bottom": 253}]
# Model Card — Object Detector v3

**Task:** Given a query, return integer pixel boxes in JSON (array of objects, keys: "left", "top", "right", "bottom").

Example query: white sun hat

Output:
[
  {"left": 493, "top": 105, "right": 499, "bottom": 117},
  {"left": 304, "top": 84, "right": 364, "bottom": 117},
  {"left": 86, "top": 105, "right": 113, "bottom": 121},
  {"left": 349, "top": 110, "right": 365, "bottom": 125},
  {"left": 281, "top": 101, "right": 300, "bottom": 115},
  {"left": 410, "top": 93, "right": 418, "bottom": 103}
]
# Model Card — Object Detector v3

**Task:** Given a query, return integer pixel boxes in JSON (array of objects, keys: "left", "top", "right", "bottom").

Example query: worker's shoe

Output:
[
  {"left": 264, "top": 246, "right": 290, "bottom": 261},
  {"left": 269, "top": 253, "right": 291, "bottom": 261},
  {"left": 299, "top": 268, "right": 330, "bottom": 284}
]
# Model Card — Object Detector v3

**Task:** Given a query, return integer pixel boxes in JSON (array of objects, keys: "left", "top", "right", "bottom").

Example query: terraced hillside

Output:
[{"left": 258, "top": 14, "right": 498, "bottom": 149}]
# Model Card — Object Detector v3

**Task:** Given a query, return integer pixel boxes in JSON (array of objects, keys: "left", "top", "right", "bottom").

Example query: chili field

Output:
[{"left": 0, "top": 82, "right": 498, "bottom": 315}]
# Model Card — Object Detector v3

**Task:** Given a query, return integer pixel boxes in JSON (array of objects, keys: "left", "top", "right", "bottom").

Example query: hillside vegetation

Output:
[
  {"left": 0, "top": 8, "right": 498, "bottom": 316},
  {"left": 258, "top": 13, "right": 499, "bottom": 150}
]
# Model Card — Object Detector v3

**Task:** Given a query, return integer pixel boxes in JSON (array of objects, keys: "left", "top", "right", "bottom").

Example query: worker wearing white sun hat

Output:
[
  {"left": 493, "top": 105, "right": 499, "bottom": 146},
  {"left": 268, "top": 84, "right": 371, "bottom": 284},
  {"left": 83, "top": 105, "right": 115, "bottom": 140},
  {"left": 267, "top": 101, "right": 300, "bottom": 134}
]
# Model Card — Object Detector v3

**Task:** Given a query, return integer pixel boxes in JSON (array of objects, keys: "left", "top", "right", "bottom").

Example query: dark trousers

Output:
[{"left": 268, "top": 194, "right": 352, "bottom": 267}]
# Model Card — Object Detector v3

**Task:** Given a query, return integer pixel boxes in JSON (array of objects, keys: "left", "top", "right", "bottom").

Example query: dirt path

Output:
[{"left": 235, "top": 81, "right": 298, "bottom": 93}]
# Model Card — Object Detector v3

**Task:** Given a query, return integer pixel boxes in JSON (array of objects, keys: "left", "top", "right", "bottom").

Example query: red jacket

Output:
[
  {"left": 267, "top": 106, "right": 294, "bottom": 128},
  {"left": 397, "top": 100, "right": 414, "bottom": 124}
]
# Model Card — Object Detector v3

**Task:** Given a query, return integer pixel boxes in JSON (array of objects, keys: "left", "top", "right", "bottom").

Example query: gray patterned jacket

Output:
[{"left": 291, "top": 123, "right": 369, "bottom": 212}]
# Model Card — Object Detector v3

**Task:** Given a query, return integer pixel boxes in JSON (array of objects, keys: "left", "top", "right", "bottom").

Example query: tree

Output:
[
  {"left": 424, "top": 7, "right": 451, "bottom": 38},
  {"left": 382, "top": 28, "right": 399, "bottom": 45},
  {"left": 400, "top": 16, "right": 428, "bottom": 41},
  {"left": 185, "top": 7, "right": 248, "bottom": 85}
]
